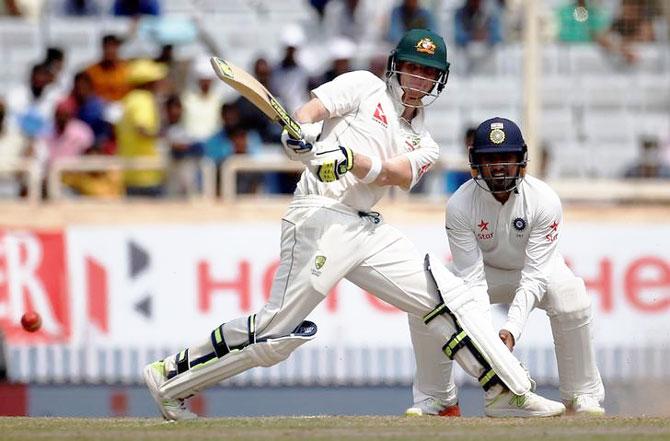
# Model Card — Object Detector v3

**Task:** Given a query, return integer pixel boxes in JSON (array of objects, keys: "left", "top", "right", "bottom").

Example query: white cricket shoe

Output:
[
  {"left": 143, "top": 360, "right": 198, "bottom": 421},
  {"left": 566, "top": 395, "right": 605, "bottom": 416},
  {"left": 405, "top": 397, "right": 461, "bottom": 417},
  {"left": 485, "top": 388, "right": 566, "bottom": 418}
]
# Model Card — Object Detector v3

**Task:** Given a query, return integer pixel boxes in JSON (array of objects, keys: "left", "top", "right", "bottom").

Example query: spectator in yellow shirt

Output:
[
  {"left": 115, "top": 59, "right": 167, "bottom": 197},
  {"left": 85, "top": 35, "right": 131, "bottom": 102}
]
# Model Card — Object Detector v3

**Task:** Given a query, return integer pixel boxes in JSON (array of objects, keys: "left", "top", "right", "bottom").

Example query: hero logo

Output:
[
  {"left": 477, "top": 219, "right": 494, "bottom": 240},
  {"left": 0, "top": 231, "right": 70, "bottom": 342}
]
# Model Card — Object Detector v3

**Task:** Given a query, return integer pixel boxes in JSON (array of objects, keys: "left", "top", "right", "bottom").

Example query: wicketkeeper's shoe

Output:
[
  {"left": 484, "top": 387, "right": 565, "bottom": 418},
  {"left": 143, "top": 360, "right": 198, "bottom": 421},
  {"left": 405, "top": 398, "right": 461, "bottom": 417},
  {"left": 565, "top": 395, "right": 605, "bottom": 416}
]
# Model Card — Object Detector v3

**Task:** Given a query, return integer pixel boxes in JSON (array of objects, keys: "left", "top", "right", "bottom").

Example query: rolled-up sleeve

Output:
[{"left": 403, "top": 135, "right": 439, "bottom": 190}]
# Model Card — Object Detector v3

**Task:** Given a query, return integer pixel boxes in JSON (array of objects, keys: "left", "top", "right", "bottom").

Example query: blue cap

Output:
[{"left": 471, "top": 117, "right": 526, "bottom": 154}]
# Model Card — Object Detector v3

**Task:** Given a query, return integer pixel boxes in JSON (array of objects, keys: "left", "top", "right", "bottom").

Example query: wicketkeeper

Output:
[{"left": 406, "top": 117, "right": 605, "bottom": 416}]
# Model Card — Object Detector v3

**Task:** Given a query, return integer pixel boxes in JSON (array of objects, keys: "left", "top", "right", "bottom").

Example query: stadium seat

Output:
[
  {"left": 567, "top": 45, "right": 618, "bottom": 75},
  {"left": 636, "top": 74, "right": 670, "bottom": 112},
  {"left": 464, "top": 77, "right": 522, "bottom": 112},
  {"left": 544, "top": 142, "right": 591, "bottom": 178},
  {"left": 632, "top": 112, "right": 670, "bottom": 140},
  {"left": 424, "top": 109, "right": 463, "bottom": 154},
  {"left": 540, "top": 77, "right": 575, "bottom": 110},
  {"left": 0, "top": 18, "right": 42, "bottom": 65},
  {"left": 582, "top": 110, "right": 635, "bottom": 145},
  {"left": 45, "top": 19, "right": 100, "bottom": 73},
  {"left": 578, "top": 75, "right": 632, "bottom": 110},
  {"left": 628, "top": 43, "right": 669, "bottom": 74},
  {"left": 541, "top": 109, "right": 579, "bottom": 145},
  {"left": 583, "top": 140, "right": 639, "bottom": 178}
]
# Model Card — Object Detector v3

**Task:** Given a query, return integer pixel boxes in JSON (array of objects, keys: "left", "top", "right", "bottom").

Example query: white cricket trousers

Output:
[
  {"left": 409, "top": 257, "right": 605, "bottom": 404},
  {"left": 221, "top": 196, "right": 443, "bottom": 346},
  {"left": 166, "top": 195, "right": 455, "bottom": 377}
]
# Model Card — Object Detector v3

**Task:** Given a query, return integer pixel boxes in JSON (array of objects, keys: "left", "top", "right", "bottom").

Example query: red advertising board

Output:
[{"left": 0, "top": 230, "right": 70, "bottom": 343}]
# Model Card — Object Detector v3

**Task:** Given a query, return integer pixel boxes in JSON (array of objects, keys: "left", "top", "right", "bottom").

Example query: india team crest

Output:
[
  {"left": 490, "top": 129, "right": 505, "bottom": 144},
  {"left": 512, "top": 217, "right": 527, "bottom": 231},
  {"left": 415, "top": 38, "right": 436, "bottom": 55},
  {"left": 315, "top": 255, "right": 326, "bottom": 270}
]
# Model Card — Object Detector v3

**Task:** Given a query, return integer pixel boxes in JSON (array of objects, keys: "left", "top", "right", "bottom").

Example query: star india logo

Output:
[{"left": 415, "top": 38, "right": 436, "bottom": 55}]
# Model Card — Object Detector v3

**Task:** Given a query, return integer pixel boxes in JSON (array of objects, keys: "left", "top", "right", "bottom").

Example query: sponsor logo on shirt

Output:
[
  {"left": 477, "top": 219, "right": 494, "bottom": 240},
  {"left": 373, "top": 102, "right": 388, "bottom": 127},
  {"left": 546, "top": 220, "right": 559, "bottom": 242}
]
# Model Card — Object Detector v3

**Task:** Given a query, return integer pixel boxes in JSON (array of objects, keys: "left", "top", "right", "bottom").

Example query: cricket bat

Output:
[{"left": 210, "top": 57, "right": 302, "bottom": 140}]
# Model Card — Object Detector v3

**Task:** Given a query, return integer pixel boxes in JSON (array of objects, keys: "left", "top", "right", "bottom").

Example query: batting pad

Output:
[
  {"left": 424, "top": 253, "right": 532, "bottom": 396},
  {"left": 160, "top": 321, "right": 317, "bottom": 400}
]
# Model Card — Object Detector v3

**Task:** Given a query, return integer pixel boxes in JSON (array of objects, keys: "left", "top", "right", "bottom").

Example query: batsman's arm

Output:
[
  {"left": 350, "top": 136, "right": 439, "bottom": 190},
  {"left": 293, "top": 98, "right": 330, "bottom": 125},
  {"left": 350, "top": 153, "right": 413, "bottom": 190}
]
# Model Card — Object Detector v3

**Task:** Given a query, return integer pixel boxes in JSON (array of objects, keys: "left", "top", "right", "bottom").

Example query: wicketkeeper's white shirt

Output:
[
  {"left": 294, "top": 70, "right": 439, "bottom": 212},
  {"left": 445, "top": 175, "right": 563, "bottom": 339}
]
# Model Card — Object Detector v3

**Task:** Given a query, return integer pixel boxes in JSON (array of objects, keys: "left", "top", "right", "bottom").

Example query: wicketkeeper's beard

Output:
[
  {"left": 484, "top": 176, "right": 516, "bottom": 193},
  {"left": 477, "top": 165, "right": 522, "bottom": 194}
]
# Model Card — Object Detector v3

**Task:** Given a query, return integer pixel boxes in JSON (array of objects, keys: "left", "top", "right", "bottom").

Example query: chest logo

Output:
[
  {"left": 512, "top": 217, "right": 526, "bottom": 231},
  {"left": 477, "top": 219, "right": 494, "bottom": 240},
  {"left": 373, "top": 102, "right": 388, "bottom": 127},
  {"left": 315, "top": 255, "right": 327, "bottom": 270}
]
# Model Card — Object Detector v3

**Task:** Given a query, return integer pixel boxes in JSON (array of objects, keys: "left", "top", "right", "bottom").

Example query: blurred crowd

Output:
[{"left": 0, "top": 0, "right": 669, "bottom": 200}]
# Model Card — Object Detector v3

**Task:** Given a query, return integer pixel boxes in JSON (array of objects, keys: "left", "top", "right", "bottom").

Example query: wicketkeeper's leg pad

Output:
[
  {"left": 160, "top": 320, "right": 317, "bottom": 400},
  {"left": 423, "top": 253, "right": 532, "bottom": 396}
]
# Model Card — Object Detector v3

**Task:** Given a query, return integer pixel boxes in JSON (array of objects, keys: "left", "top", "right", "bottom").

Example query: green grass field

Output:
[{"left": 2, "top": 416, "right": 670, "bottom": 441}]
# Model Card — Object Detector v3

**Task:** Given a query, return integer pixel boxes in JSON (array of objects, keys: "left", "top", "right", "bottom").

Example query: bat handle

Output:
[{"left": 284, "top": 122, "right": 302, "bottom": 141}]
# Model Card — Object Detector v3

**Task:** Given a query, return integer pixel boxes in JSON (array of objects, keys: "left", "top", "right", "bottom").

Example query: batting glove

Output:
[
  {"left": 308, "top": 146, "right": 354, "bottom": 183},
  {"left": 281, "top": 122, "right": 322, "bottom": 161}
]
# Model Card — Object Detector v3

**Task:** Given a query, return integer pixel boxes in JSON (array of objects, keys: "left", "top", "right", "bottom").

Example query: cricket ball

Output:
[{"left": 21, "top": 311, "right": 42, "bottom": 332}]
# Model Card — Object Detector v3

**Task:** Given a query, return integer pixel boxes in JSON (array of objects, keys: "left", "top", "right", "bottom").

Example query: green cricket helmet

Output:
[{"left": 386, "top": 28, "right": 450, "bottom": 106}]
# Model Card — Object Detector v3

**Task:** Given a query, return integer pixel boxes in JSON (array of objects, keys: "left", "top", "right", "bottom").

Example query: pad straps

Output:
[
  {"left": 424, "top": 302, "right": 502, "bottom": 391},
  {"left": 211, "top": 323, "right": 230, "bottom": 358}
]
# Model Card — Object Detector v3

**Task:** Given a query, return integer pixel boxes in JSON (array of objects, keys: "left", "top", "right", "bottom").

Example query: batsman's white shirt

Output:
[
  {"left": 219, "top": 70, "right": 445, "bottom": 347},
  {"left": 295, "top": 70, "right": 439, "bottom": 211},
  {"left": 446, "top": 175, "right": 563, "bottom": 340}
]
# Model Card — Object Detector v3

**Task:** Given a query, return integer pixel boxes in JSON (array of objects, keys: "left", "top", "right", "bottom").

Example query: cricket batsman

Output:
[
  {"left": 143, "top": 30, "right": 565, "bottom": 420},
  {"left": 406, "top": 117, "right": 605, "bottom": 416}
]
